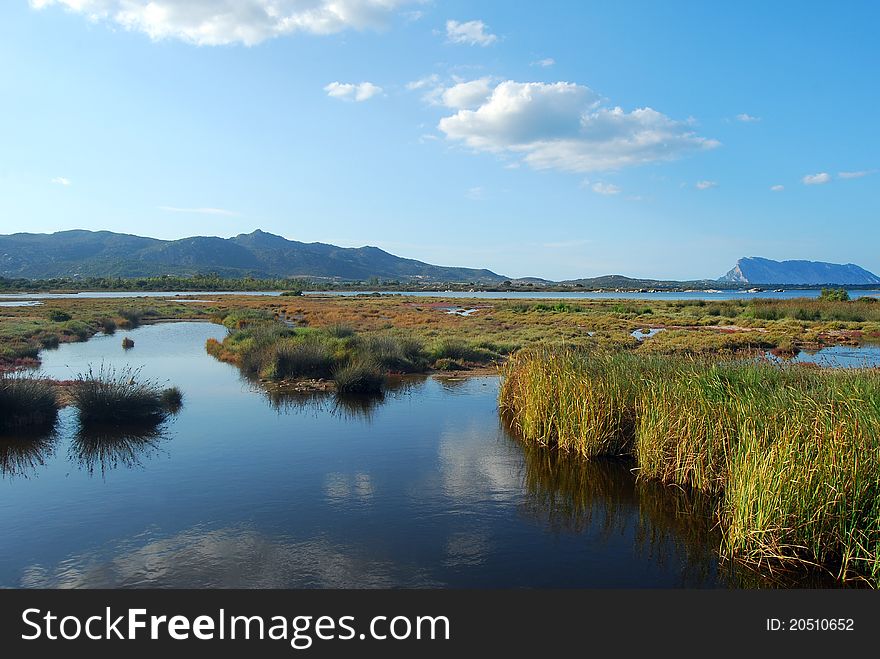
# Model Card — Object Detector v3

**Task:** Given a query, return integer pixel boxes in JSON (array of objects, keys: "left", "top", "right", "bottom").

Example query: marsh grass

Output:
[
  {"left": 356, "top": 334, "right": 427, "bottom": 373},
  {"left": 332, "top": 359, "right": 385, "bottom": 394},
  {"left": 500, "top": 349, "right": 659, "bottom": 457},
  {"left": 429, "top": 337, "right": 498, "bottom": 364},
  {"left": 208, "top": 313, "right": 501, "bottom": 387},
  {"left": 71, "top": 365, "right": 183, "bottom": 426},
  {"left": 0, "top": 374, "right": 59, "bottom": 431},
  {"left": 500, "top": 347, "right": 880, "bottom": 584}
]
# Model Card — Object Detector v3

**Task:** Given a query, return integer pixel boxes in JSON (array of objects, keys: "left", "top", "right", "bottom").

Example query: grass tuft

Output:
[
  {"left": 71, "top": 365, "right": 183, "bottom": 426},
  {"left": 0, "top": 374, "right": 59, "bottom": 431},
  {"left": 333, "top": 359, "right": 385, "bottom": 394}
]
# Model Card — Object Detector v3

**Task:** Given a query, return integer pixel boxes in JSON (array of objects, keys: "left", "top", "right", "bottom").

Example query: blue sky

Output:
[{"left": 1, "top": 1, "right": 877, "bottom": 280}]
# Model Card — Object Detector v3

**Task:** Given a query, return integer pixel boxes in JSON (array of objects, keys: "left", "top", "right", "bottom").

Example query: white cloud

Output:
[
  {"left": 770, "top": 184, "right": 784, "bottom": 192},
  {"left": 406, "top": 74, "right": 440, "bottom": 91},
  {"left": 29, "top": 0, "right": 419, "bottom": 46},
  {"left": 532, "top": 57, "right": 555, "bottom": 67},
  {"left": 438, "top": 80, "right": 718, "bottom": 173},
  {"left": 695, "top": 180, "right": 718, "bottom": 190},
  {"left": 440, "top": 77, "right": 493, "bottom": 110},
  {"left": 838, "top": 170, "right": 872, "bottom": 179},
  {"left": 159, "top": 206, "right": 239, "bottom": 216},
  {"left": 735, "top": 113, "right": 761, "bottom": 122},
  {"left": 802, "top": 172, "right": 831, "bottom": 185},
  {"left": 591, "top": 182, "right": 620, "bottom": 195},
  {"left": 324, "top": 81, "right": 383, "bottom": 102},
  {"left": 51, "top": 176, "right": 71, "bottom": 186},
  {"left": 445, "top": 19, "right": 497, "bottom": 46}
]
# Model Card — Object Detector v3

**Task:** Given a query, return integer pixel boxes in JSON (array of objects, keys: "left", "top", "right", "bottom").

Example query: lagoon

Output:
[{"left": 0, "top": 322, "right": 793, "bottom": 588}]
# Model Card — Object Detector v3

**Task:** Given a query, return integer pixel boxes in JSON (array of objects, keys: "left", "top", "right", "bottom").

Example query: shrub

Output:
[
  {"left": 61, "top": 321, "right": 91, "bottom": 341},
  {"left": 819, "top": 288, "right": 850, "bottom": 302},
  {"left": 116, "top": 309, "right": 143, "bottom": 329},
  {"left": 71, "top": 366, "right": 182, "bottom": 426},
  {"left": 263, "top": 339, "right": 335, "bottom": 380},
  {"left": 358, "top": 334, "right": 427, "bottom": 372},
  {"left": 48, "top": 309, "right": 72, "bottom": 322},
  {"left": 0, "top": 375, "right": 59, "bottom": 431},
  {"left": 122, "top": 337, "right": 135, "bottom": 349},
  {"left": 97, "top": 317, "right": 117, "bottom": 334},
  {"left": 333, "top": 360, "right": 385, "bottom": 394}
]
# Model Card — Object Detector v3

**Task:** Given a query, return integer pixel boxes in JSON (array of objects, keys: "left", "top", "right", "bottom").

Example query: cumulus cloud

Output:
[
  {"left": 591, "top": 182, "right": 620, "bottom": 195},
  {"left": 440, "top": 77, "right": 493, "bottom": 110},
  {"left": 802, "top": 172, "right": 831, "bottom": 185},
  {"left": 445, "top": 19, "right": 497, "bottom": 46},
  {"left": 438, "top": 80, "right": 718, "bottom": 173},
  {"left": 695, "top": 180, "right": 718, "bottom": 190},
  {"left": 29, "top": 0, "right": 419, "bottom": 46},
  {"left": 770, "top": 184, "right": 784, "bottom": 191},
  {"left": 50, "top": 176, "right": 71, "bottom": 186},
  {"left": 324, "top": 81, "right": 383, "bottom": 102},
  {"left": 735, "top": 113, "right": 761, "bottom": 122},
  {"left": 159, "top": 206, "right": 238, "bottom": 216}
]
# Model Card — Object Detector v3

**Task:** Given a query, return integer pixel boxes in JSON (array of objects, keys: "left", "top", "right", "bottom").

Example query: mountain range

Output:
[
  {"left": 1, "top": 230, "right": 878, "bottom": 287},
  {"left": 719, "top": 257, "right": 880, "bottom": 285},
  {"left": 0, "top": 230, "right": 506, "bottom": 283}
]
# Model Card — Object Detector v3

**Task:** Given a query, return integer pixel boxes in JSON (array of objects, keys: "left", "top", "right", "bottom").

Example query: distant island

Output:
[
  {"left": 1, "top": 230, "right": 879, "bottom": 291},
  {"left": 720, "top": 257, "right": 880, "bottom": 286}
]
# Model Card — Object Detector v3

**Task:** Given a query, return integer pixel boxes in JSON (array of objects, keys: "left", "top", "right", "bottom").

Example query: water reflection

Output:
[
  {"left": 70, "top": 425, "right": 170, "bottom": 476},
  {"left": 513, "top": 437, "right": 846, "bottom": 588},
  {"left": 0, "top": 431, "right": 57, "bottom": 479},
  {"left": 257, "top": 374, "right": 429, "bottom": 421},
  {"left": 515, "top": 439, "right": 722, "bottom": 584},
  {"left": 259, "top": 389, "right": 387, "bottom": 421},
  {"left": 19, "top": 526, "right": 441, "bottom": 589}
]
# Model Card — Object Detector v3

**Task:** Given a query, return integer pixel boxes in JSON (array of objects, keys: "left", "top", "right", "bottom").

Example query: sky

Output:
[{"left": 0, "top": 1, "right": 877, "bottom": 281}]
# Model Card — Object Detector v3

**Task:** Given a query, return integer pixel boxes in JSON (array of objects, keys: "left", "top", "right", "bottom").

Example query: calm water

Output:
[
  {"left": 774, "top": 344, "right": 880, "bottom": 368},
  {"left": 0, "top": 323, "right": 809, "bottom": 588},
  {"left": 2, "top": 289, "right": 880, "bottom": 302}
]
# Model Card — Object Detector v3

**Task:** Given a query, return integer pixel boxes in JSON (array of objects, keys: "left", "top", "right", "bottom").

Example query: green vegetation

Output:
[
  {"left": 820, "top": 288, "right": 851, "bottom": 302},
  {"left": 0, "top": 375, "right": 60, "bottom": 431},
  {"left": 5, "top": 292, "right": 880, "bottom": 370},
  {"left": 500, "top": 347, "right": 880, "bottom": 585},
  {"left": 1, "top": 300, "right": 208, "bottom": 367},
  {"left": 332, "top": 360, "right": 385, "bottom": 394},
  {"left": 206, "top": 312, "right": 504, "bottom": 394},
  {"left": 0, "top": 274, "right": 314, "bottom": 293},
  {"left": 71, "top": 366, "right": 183, "bottom": 426},
  {"left": 47, "top": 309, "right": 71, "bottom": 322}
]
